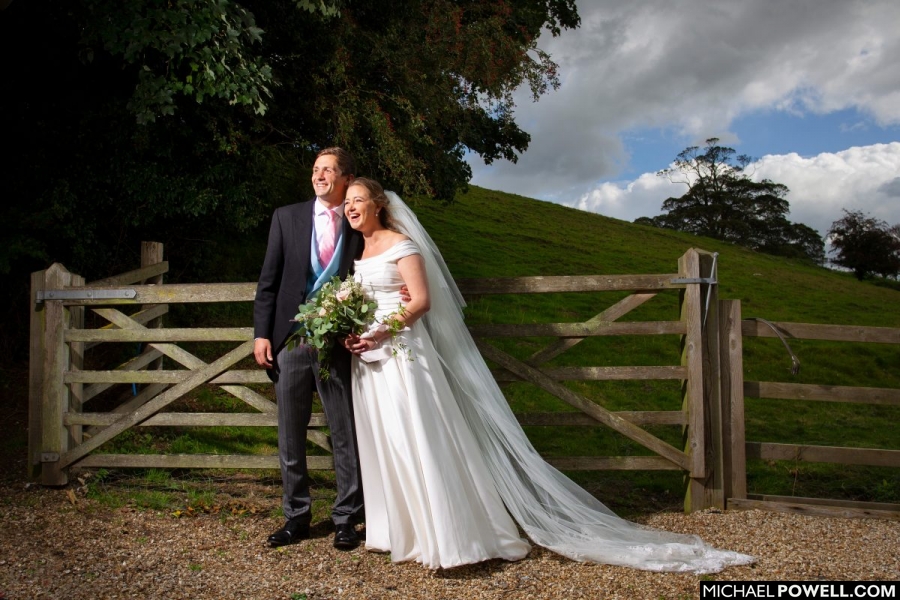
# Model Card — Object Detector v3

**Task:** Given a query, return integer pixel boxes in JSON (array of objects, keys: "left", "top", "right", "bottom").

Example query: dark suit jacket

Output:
[{"left": 254, "top": 199, "right": 363, "bottom": 355}]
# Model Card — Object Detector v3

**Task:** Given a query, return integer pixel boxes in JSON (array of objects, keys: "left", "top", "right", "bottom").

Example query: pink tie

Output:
[{"left": 318, "top": 209, "right": 339, "bottom": 267}]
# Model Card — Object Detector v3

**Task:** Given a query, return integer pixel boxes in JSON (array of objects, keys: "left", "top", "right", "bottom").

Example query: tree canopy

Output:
[
  {"left": 0, "top": 0, "right": 579, "bottom": 280},
  {"left": 638, "top": 139, "right": 825, "bottom": 264},
  {"left": 0, "top": 0, "right": 578, "bottom": 355},
  {"left": 827, "top": 210, "right": 900, "bottom": 280}
]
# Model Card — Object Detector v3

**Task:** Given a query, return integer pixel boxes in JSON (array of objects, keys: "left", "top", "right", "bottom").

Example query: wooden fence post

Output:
[
  {"left": 38, "top": 263, "right": 77, "bottom": 485},
  {"left": 719, "top": 299, "right": 747, "bottom": 501},
  {"left": 679, "top": 249, "right": 708, "bottom": 512},
  {"left": 69, "top": 272, "right": 85, "bottom": 448},
  {"left": 141, "top": 242, "right": 165, "bottom": 373},
  {"left": 28, "top": 269, "right": 47, "bottom": 480}
]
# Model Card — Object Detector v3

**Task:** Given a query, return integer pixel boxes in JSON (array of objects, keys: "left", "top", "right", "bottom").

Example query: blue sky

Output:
[
  {"left": 467, "top": 0, "right": 900, "bottom": 237},
  {"left": 620, "top": 107, "right": 900, "bottom": 180}
]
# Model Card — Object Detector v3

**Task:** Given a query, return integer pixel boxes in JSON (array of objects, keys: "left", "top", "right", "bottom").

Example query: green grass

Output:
[{"left": 72, "top": 185, "right": 899, "bottom": 513}]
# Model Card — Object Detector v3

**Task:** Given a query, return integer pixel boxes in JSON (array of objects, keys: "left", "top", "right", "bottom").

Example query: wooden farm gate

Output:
[
  {"left": 29, "top": 243, "right": 730, "bottom": 511},
  {"left": 717, "top": 303, "right": 900, "bottom": 520}
]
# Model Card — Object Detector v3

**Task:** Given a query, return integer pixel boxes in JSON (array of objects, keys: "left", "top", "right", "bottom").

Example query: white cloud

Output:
[
  {"left": 575, "top": 173, "right": 680, "bottom": 223},
  {"left": 468, "top": 0, "right": 900, "bottom": 202},
  {"left": 570, "top": 143, "right": 900, "bottom": 236},
  {"left": 752, "top": 143, "right": 900, "bottom": 234}
]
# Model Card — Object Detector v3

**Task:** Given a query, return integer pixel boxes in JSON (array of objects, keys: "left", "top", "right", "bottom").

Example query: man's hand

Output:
[
  {"left": 399, "top": 284, "right": 411, "bottom": 304},
  {"left": 254, "top": 338, "right": 273, "bottom": 368}
]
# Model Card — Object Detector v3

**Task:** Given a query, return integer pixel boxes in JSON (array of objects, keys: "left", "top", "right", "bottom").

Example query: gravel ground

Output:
[{"left": 1, "top": 479, "right": 898, "bottom": 600}]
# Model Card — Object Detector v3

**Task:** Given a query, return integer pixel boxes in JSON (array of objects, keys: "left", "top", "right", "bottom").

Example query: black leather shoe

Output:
[
  {"left": 267, "top": 518, "right": 310, "bottom": 547},
  {"left": 333, "top": 523, "right": 360, "bottom": 550}
]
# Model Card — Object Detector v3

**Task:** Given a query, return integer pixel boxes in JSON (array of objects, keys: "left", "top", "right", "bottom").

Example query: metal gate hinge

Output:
[
  {"left": 36, "top": 289, "right": 136, "bottom": 302},
  {"left": 41, "top": 452, "right": 60, "bottom": 463}
]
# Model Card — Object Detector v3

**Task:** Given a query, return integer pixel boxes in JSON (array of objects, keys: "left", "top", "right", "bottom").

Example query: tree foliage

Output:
[
  {"left": 0, "top": 0, "right": 578, "bottom": 280},
  {"left": 644, "top": 139, "right": 825, "bottom": 263},
  {"left": 0, "top": 0, "right": 578, "bottom": 354},
  {"left": 79, "top": 0, "right": 274, "bottom": 124},
  {"left": 827, "top": 210, "right": 900, "bottom": 280}
]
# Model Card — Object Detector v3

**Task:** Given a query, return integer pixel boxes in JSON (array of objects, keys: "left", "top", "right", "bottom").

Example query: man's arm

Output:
[{"left": 253, "top": 211, "right": 284, "bottom": 367}]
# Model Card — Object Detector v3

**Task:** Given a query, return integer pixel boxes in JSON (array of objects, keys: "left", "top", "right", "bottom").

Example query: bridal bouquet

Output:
[{"left": 286, "top": 276, "right": 378, "bottom": 380}]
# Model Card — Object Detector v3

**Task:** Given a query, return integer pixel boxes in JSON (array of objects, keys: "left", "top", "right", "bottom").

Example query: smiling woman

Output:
[
  {"left": 336, "top": 178, "right": 755, "bottom": 572},
  {"left": 344, "top": 179, "right": 407, "bottom": 259}
]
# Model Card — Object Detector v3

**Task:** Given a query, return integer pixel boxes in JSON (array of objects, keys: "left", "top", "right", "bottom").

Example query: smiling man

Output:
[{"left": 253, "top": 147, "right": 365, "bottom": 551}]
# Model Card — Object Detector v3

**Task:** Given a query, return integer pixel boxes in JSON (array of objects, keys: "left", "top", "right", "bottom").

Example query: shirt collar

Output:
[{"left": 315, "top": 199, "right": 343, "bottom": 218}]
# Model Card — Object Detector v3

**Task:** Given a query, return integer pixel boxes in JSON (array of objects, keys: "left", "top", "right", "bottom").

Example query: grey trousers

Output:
[{"left": 274, "top": 343, "right": 364, "bottom": 525}]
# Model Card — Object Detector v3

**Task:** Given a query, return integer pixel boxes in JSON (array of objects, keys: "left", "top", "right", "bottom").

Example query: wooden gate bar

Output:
[
  {"left": 548, "top": 456, "right": 681, "bottom": 470},
  {"left": 456, "top": 274, "right": 684, "bottom": 294},
  {"left": 60, "top": 340, "right": 254, "bottom": 468},
  {"left": 82, "top": 349, "right": 164, "bottom": 402},
  {"left": 85, "top": 305, "right": 169, "bottom": 350},
  {"left": 528, "top": 292, "right": 657, "bottom": 365},
  {"left": 65, "top": 328, "right": 253, "bottom": 342},
  {"left": 745, "top": 381, "right": 900, "bottom": 405},
  {"left": 514, "top": 410, "right": 687, "bottom": 426},
  {"left": 747, "top": 442, "right": 900, "bottom": 467},
  {"left": 492, "top": 365, "right": 686, "bottom": 382},
  {"left": 728, "top": 497, "right": 900, "bottom": 520},
  {"left": 49, "top": 282, "right": 257, "bottom": 305},
  {"left": 65, "top": 370, "right": 269, "bottom": 385},
  {"left": 741, "top": 320, "right": 900, "bottom": 343},
  {"left": 84, "top": 383, "right": 169, "bottom": 438},
  {"left": 89, "top": 261, "right": 169, "bottom": 287},
  {"left": 92, "top": 307, "right": 276, "bottom": 413},
  {"left": 468, "top": 320, "right": 685, "bottom": 338},
  {"left": 474, "top": 339, "right": 690, "bottom": 470}
]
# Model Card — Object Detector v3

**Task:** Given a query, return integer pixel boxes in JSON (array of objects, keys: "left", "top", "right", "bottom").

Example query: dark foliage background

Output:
[{"left": 0, "top": 0, "right": 579, "bottom": 357}]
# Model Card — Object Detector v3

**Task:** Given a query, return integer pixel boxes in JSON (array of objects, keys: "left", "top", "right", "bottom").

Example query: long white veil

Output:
[{"left": 384, "top": 191, "right": 754, "bottom": 573}]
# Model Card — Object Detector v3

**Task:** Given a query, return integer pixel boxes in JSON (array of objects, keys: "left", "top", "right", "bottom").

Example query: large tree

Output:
[
  {"left": 0, "top": 0, "right": 578, "bottom": 275},
  {"left": 827, "top": 210, "right": 900, "bottom": 280},
  {"left": 641, "top": 139, "right": 824, "bottom": 263},
  {"left": 0, "top": 0, "right": 578, "bottom": 353}
]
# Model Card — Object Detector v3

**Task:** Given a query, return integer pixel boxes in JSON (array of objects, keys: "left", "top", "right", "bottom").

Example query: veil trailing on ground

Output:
[{"left": 383, "top": 191, "right": 754, "bottom": 573}]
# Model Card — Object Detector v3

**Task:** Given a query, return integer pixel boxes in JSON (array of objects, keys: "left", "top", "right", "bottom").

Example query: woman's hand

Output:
[{"left": 344, "top": 333, "right": 380, "bottom": 355}]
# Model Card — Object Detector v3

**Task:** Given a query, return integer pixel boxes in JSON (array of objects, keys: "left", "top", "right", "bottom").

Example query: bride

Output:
[{"left": 341, "top": 177, "right": 754, "bottom": 573}]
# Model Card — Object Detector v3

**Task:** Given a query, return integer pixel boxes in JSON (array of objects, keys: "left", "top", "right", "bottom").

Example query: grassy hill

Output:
[
  {"left": 407, "top": 186, "right": 899, "bottom": 510},
  {"left": 414, "top": 186, "right": 899, "bottom": 324}
]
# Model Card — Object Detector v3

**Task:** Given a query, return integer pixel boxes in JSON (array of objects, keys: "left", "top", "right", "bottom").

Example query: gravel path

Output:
[{"left": 2, "top": 480, "right": 898, "bottom": 600}]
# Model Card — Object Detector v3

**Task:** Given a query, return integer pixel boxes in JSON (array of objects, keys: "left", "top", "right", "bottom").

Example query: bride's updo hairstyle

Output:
[{"left": 350, "top": 177, "right": 396, "bottom": 231}]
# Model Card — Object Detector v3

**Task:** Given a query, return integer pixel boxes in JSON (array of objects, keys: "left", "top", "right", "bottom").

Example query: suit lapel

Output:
[{"left": 293, "top": 201, "right": 315, "bottom": 271}]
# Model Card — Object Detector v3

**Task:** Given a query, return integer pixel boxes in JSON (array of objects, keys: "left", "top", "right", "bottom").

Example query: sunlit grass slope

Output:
[{"left": 408, "top": 186, "right": 899, "bottom": 510}]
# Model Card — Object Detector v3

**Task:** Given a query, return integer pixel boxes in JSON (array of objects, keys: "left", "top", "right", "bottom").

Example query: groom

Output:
[{"left": 253, "top": 147, "right": 364, "bottom": 550}]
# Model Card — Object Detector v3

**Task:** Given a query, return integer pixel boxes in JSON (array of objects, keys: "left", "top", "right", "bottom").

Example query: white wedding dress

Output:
[
  {"left": 350, "top": 193, "right": 756, "bottom": 573},
  {"left": 351, "top": 240, "right": 531, "bottom": 569}
]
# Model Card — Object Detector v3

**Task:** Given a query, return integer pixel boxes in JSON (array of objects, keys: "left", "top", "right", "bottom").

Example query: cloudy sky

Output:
[{"left": 468, "top": 0, "right": 900, "bottom": 237}]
